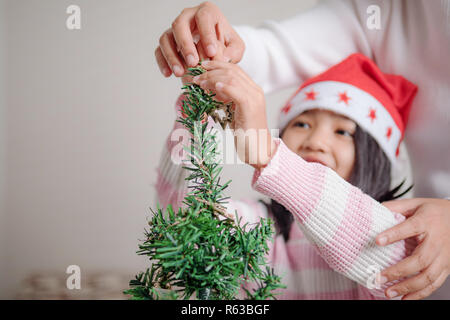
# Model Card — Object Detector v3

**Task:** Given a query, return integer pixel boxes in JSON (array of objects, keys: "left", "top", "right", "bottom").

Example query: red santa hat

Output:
[{"left": 277, "top": 53, "right": 418, "bottom": 166}]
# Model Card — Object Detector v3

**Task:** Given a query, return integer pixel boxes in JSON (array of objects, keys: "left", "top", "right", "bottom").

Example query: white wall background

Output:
[
  {"left": 0, "top": 0, "right": 318, "bottom": 299},
  {"left": 0, "top": 0, "right": 7, "bottom": 299}
]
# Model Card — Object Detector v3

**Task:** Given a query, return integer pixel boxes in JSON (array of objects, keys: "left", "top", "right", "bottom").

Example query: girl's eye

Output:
[
  {"left": 336, "top": 129, "right": 354, "bottom": 137},
  {"left": 294, "top": 121, "right": 310, "bottom": 129}
]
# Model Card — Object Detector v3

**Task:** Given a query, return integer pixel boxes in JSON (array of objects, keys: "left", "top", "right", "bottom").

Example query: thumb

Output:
[
  {"left": 382, "top": 198, "right": 426, "bottom": 217},
  {"left": 376, "top": 204, "right": 426, "bottom": 246}
]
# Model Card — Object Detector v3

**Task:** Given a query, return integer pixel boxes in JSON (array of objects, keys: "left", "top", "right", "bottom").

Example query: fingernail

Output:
[
  {"left": 379, "top": 276, "right": 388, "bottom": 285},
  {"left": 186, "top": 54, "right": 196, "bottom": 67},
  {"left": 200, "top": 80, "right": 208, "bottom": 87},
  {"left": 173, "top": 65, "right": 183, "bottom": 76},
  {"left": 378, "top": 236, "right": 387, "bottom": 246},
  {"left": 193, "top": 33, "right": 200, "bottom": 44},
  {"left": 387, "top": 289, "right": 398, "bottom": 298},
  {"left": 207, "top": 44, "right": 216, "bottom": 56},
  {"left": 216, "top": 82, "right": 224, "bottom": 90},
  {"left": 201, "top": 60, "right": 211, "bottom": 67},
  {"left": 162, "top": 67, "right": 171, "bottom": 77}
]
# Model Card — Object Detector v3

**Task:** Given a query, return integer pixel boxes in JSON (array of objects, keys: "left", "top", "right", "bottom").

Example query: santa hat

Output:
[{"left": 277, "top": 53, "right": 418, "bottom": 167}]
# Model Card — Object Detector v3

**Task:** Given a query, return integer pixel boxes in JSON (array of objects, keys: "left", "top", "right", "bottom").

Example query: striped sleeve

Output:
[
  {"left": 224, "top": 198, "right": 269, "bottom": 232},
  {"left": 153, "top": 94, "right": 192, "bottom": 212},
  {"left": 251, "top": 137, "right": 412, "bottom": 298}
]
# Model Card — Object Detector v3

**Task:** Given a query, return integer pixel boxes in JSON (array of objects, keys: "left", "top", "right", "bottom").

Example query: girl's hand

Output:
[
  {"left": 377, "top": 198, "right": 450, "bottom": 299},
  {"left": 192, "top": 60, "right": 276, "bottom": 170}
]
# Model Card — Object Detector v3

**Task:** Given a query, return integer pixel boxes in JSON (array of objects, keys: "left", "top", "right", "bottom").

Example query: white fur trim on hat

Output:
[{"left": 277, "top": 81, "right": 402, "bottom": 167}]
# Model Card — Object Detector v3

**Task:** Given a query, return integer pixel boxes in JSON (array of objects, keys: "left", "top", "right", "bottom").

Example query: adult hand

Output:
[
  {"left": 376, "top": 198, "right": 450, "bottom": 299},
  {"left": 155, "top": 1, "right": 245, "bottom": 78},
  {"left": 181, "top": 40, "right": 210, "bottom": 86},
  {"left": 192, "top": 60, "right": 276, "bottom": 169}
]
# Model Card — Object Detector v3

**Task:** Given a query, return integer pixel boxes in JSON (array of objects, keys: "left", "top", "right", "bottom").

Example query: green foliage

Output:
[{"left": 124, "top": 64, "right": 285, "bottom": 300}]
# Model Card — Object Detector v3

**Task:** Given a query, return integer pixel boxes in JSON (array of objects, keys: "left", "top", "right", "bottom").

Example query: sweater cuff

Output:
[
  {"left": 251, "top": 137, "right": 327, "bottom": 223},
  {"left": 251, "top": 138, "right": 281, "bottom": 187}
]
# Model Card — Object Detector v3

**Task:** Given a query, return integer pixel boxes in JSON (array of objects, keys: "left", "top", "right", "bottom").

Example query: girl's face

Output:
[{"left": 281, "top": 109, "right": 356, "bottom": 181}]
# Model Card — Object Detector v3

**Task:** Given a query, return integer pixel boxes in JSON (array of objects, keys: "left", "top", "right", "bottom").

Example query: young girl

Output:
[{"left": 155, "top": 53, "right": 418, "bottom": 299}]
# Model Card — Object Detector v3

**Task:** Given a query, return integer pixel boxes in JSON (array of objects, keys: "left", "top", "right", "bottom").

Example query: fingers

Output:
[
  {"left": 383, "top": 260, "right": 442, "bottom": 299},
  {"left": 199, "top": 59, "right": 231, "bottom": 70},
  {"left": 382, "top": 198, "right": 426, "bottom": 214},
  {"left": 380, "top": 239, "right": 438, "bottom": 292},
  {"left": 195, "top": 71, "right": 232, "bottom": 89},
  {"left": 198, "top": 60, "right": 259, "bottom": 90},
  {"left": 196, "top": 39, "right": 210, "bottom": 62},
  {"left": 195, "top": 7, "right": 219, "bottom": 58},
  {"left": 189, "top": 60, "right": 263, "bottom": 108},
  {"left": 215, "top": 81, "right": 246, "bottom": 106},
  {"left": 376, "top": 197, "right": 450, "bottom": 299},
  {"left": 194, "top": 65, "right": 247, "bottom": 88},
  {"left": 155, "top": 2, "right": 245, "bottom": 77},
  {"left": 222, "top": 32, "right": 245, "bottom": 63},
  {"left": 376, "top": 206, "right": 426, "bottom": 246},
  {"left": 171, "top": 8, "right": 199, "bottom": 67},
  {"left": 158, "top": 2, "right": 245, "bottom": 77},
  {"left": 158, "top": 29, "right": 186, "bottom": 77},
  {"left": 195, "top": 71, "right": 245, "bottom": 104},
  {"left": 155, "top": 46, "right": 172, "bottom": 78},
  {"left": 182, "top": 41, "right": 209, "bottom": 85},
  {"left": 191, "top": 67, "right": 252, "bottom": 107},
  {"left": 402, "top": 271, "right": 448, "bottom": 300}
]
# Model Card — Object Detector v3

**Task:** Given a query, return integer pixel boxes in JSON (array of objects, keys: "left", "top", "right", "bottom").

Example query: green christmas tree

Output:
[{"left": 124, "top": 65, "right": 285, "bottom": 300}]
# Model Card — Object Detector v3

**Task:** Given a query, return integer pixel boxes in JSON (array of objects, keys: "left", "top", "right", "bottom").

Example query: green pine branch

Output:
[{"left": 124, "top": 63, "right": 285, "bottom": 300}]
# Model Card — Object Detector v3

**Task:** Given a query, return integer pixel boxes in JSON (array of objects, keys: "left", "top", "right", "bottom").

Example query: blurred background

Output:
[
  {"left": 0, "top": 0, "right": 319, "bottom": 299},
  {"left": 0, "top": 0, "right": 448, "bottom": 300}
]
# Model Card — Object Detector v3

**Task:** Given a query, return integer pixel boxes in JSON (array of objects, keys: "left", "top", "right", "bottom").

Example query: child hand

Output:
[
  {"left": 192, "top": 60, "right": 277, "bottom": 170},
  {"left": 181, "top": 39, "right": 214, "bottom": 86}
]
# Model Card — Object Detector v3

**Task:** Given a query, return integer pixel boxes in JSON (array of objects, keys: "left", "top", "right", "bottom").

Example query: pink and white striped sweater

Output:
[{"left": 154, "top": 95, "right": 415, "bottom": 300}]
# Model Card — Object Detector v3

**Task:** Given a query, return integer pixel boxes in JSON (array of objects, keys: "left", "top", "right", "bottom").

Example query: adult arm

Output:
[{"left": 233, "top": 0, "right": 374, "bottom": 93}]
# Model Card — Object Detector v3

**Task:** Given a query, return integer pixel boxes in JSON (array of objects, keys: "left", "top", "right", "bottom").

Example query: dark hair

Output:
[{"left": 260, "top": 124, "right": 412, "bottom": 241}]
